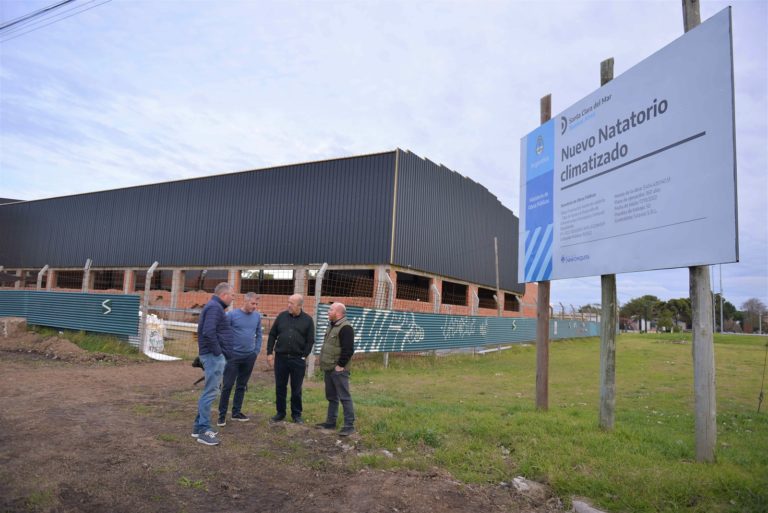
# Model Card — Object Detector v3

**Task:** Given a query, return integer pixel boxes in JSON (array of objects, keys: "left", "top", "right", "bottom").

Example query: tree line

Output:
[{"left": 579, "top": 296, "right": 767, "bottom": 333}]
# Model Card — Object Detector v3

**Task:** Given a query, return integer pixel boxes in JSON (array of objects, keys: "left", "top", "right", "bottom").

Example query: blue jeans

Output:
[
  {"left": 274, "top": 355, "right": 306, "bottom": 419},
  {"left": 218, "top": 352, "right": 257, "bottom": 418},
  {"left": 193, "top": 353, "right": 226, "bottom": 434}
]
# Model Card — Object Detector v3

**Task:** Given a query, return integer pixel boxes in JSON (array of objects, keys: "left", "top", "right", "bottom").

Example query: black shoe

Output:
[
  {"left": 216, "top": 416, "right": 226, "bottom": 427},
  {"left": 270, "top": 414, "right": 286, "bottom": 423},
  {"left": 314, "top": 422, "right": 336, "bottom": 429},
  {"left": 339, "top": 426, "right": 355, "bottom": 437},
  {"left": 292, "top": 416, "right": 304, "bottom": 424},
  {"left": 232, "top": 412, "right": 250, "bottom": 422}
]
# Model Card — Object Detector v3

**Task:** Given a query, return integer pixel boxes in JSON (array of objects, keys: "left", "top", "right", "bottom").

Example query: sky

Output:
[{"left": 0, "top": 0, "right": 766, "bottom": 311}]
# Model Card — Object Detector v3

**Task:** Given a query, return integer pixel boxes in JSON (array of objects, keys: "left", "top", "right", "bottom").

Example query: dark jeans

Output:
[
  {"left": 274, "top": 355, "right": 306, "bottom": 419},
  {"left": 324, "top": 369, "right": 355, "bottom": 428},
  {"left": 218, "top": 352, "right": 257, "bottom": 418}
]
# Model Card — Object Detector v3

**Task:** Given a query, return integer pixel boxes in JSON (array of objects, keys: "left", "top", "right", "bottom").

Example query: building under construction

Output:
[{"left": 0, "top": 150, "right": 537, "bottom": 319}]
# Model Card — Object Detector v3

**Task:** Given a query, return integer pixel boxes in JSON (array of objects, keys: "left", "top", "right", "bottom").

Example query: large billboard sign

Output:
[{"left": 519, "top": 8, "right": 737, "bottom": 282}]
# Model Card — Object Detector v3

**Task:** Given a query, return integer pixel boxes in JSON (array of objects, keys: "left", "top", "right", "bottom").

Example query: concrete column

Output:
[
  {"left": 14, "top": 270, "right": 22, "bottom": 289},
  {"left": 85, "top": 270, "right": 95, "bottom": 292},
  {"left": 431, "top": 278, "right": 442, "bottom": 313},
  {"left": 46, "top": 270, "right": 55, "bottom": 291},
  {"left": 123, "top": 269, "right": 134, "bottom": 295},
  {"left": 170, "top": 269, "right": 183, "bottom": 311},
  {"left": 374, "top": 266, "right": 388, "bottom": 309},
  {"left": 294, "top": 267, "right": 308, "bottom": 296},
  {"left": 469, "top": 284, "right": 479, "bottom": 315},
  {"left": 228, "top": 269, "right": 240, "bottom": 290}
]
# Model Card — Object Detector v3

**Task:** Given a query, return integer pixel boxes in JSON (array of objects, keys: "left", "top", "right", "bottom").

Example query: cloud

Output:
[{"left": 1, "top": 0, "right": 765, "bottom": 307}]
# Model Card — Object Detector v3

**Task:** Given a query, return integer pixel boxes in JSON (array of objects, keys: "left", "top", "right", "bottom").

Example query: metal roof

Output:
[{"left": 0, "top": 150, "right": 523, "bottom": 291}]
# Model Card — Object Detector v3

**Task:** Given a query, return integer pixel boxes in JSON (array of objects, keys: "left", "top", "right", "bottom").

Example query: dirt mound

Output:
[{"left": 0, "top": 332, "right": 140, "bottom": 364}]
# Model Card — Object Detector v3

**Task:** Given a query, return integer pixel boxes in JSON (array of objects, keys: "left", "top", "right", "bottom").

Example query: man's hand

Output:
[
  {"left": 335, "top": 365, "right": 344, "bottom": 372},
  {"left": 267, "top": 354, "right": 274, "bottom": 368}
]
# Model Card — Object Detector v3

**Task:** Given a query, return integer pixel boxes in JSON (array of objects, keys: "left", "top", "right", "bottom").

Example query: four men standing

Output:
[{"left": 193, "top": 286, "right": 356, "bottom": 444}]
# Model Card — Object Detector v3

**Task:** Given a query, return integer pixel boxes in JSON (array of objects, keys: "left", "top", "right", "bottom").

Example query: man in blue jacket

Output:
[
  {"left": 217, "top": 291, "right": 262, "bottom": 426},
  {"left": 192, "top": 282, "right": 234, "bottom": 446}
]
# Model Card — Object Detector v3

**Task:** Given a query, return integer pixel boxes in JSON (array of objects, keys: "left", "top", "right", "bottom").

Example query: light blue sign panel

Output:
[
  {"left": 314, "top": 304, "right": 598, "bottom": 354},
  {"left": 0, "top": 291, "right": 140, "bottom": 336},
  {"left": 522, "top": 120, "right": 555, "bottom": 281},
  {"left": 519, "top": 8, "right": 737, "bottom": 282}
]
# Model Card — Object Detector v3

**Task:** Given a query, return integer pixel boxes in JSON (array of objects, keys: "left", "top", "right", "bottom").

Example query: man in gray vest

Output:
[{"left": 315, "top": 302, "right": 356, "bottom": 436}]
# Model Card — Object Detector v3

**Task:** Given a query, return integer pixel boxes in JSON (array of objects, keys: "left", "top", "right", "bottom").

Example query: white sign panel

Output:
[{"left": 518, "top": 8, "right": 737, "bottom": 282}]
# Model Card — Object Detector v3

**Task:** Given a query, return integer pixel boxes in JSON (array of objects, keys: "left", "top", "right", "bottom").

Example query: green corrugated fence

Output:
[
  {"left": 0, "top": 291, "right": 140, "bottom": 336},
  {"left": 314, "top": 304, "right": 599, "bottom": 353}
]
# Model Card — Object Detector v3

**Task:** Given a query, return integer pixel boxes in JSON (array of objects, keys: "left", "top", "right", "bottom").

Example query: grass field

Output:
[{"left": 246, "top": 332, "right": 768, "bottom": 512}]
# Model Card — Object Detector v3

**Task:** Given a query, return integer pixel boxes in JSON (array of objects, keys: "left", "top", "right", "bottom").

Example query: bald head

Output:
[
  {"left": 287, "top": 294, "right": 304, "bottom": 316},
  {"left": 328, "top": 302, "right": 347, "bottom": 322}
]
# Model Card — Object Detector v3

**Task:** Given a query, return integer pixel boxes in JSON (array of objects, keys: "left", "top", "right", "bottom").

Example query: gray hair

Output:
[
  {"left": 214, "top": 282, "right": 233, "bottom": 296},
  {"left": 244, "top": 292, "right": 259, "bottom": 301}
]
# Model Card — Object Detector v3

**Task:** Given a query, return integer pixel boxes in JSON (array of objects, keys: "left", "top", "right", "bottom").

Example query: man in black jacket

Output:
[{"left": 267, "top": 294, "right": 315, "bottom": 423}]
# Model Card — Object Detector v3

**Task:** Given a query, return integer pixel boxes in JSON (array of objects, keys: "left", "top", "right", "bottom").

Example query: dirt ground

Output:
[{"left": 0, "top": 334, "right": 564, "bottom": 513}]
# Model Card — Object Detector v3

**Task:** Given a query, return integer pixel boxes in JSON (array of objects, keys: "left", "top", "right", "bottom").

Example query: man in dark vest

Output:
[{"left": 315, "top": 302, "right": 356, "bottom": 436}]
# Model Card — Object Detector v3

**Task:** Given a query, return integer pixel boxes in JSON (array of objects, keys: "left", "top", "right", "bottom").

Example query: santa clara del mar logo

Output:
[{"left": 535, "top": 135, "right": 544, "bottom": 155}]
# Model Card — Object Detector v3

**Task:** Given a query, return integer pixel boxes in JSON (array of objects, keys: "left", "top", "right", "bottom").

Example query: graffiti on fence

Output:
[{"left": 315, "top": 304, "right": 600, "bottom": 354}]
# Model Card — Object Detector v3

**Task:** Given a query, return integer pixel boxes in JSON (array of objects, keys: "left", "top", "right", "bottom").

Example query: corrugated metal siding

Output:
[
  {"left": 312, "top": 304, "right": 599, "bottom": 353},
  {"left": 0, "top": 290, "right": 140, "bottom": 336},
  {"left": 392, "top": 150, "right": 524, "bottom": 293},
  {"left": 0, "top": 153, "right": 396, "bottom": 268},
  {"left": 551, "top": 319, "right": 600, "bottom": 339}
]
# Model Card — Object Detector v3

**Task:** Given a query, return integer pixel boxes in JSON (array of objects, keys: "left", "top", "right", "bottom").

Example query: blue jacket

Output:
[{"left": 197, "top": 295, "right": 233, "bottom": 358}]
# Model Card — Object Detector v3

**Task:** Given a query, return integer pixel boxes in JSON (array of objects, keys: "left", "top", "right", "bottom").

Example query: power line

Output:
[
  {"left": 1, "top": 0, "right": 95, "bottom": 38},
  {"left": 0, "top": 0, "right": 112, "bottom": 43},
  {"left": 0, "top": 0, "right": 77, "bottom": 31}
]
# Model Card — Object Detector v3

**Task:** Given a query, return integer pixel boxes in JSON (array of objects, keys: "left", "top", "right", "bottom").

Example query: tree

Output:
[
  {"left": 741, "top": 298, "right": 767, "bottom": 333},
  {"left": 657, "top": 308, "right": 675, "bottom": 332},
  {"left": 579, "top": 303, "right": 600, "bottom": 314},
  {"left": 712, "top": 293, "right": 738, "bottom": 331},
  {"left": 620, "top": 295, "right": 662, "bottom": 332},
  {"left": 665, "top": 297, "right": 692, "bottom": 329}
]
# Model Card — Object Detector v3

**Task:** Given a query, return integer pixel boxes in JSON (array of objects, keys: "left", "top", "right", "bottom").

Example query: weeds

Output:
[{"left": 247, "top": 332, "right": 767, "bottom": 512}]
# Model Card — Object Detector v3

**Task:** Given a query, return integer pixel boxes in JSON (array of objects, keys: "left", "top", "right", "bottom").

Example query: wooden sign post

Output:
[
  {"left": 536, "top": 94, "right": 552, "bottom": 411},
  {"left": 598, "top": 58, "right": 617, "bottom": 431},
  {"left": 682, "top": 0, "right": 717, "bottom": 464}
]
